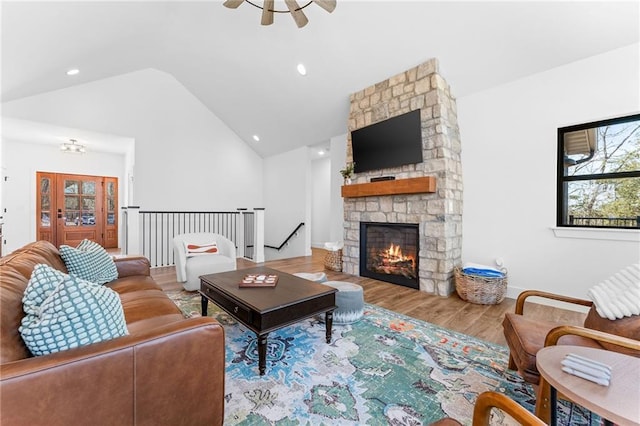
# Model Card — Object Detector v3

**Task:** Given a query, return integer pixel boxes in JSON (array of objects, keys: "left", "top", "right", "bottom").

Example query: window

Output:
[{"left": 557, "top": 114, "right": 640, "bottom": 229}]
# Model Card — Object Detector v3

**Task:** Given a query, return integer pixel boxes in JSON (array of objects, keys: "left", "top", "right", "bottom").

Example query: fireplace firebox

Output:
[{"left": 360, "top": 222, "right": 419, "bottom": 289}]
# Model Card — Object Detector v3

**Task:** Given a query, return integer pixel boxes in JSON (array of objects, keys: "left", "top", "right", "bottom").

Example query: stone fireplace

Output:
[
  {"left": 343, "top": 58, "right": 462, "bottom": 296},
  {"left": 360, "top": 222, "right": 419, "bottom": 289}
]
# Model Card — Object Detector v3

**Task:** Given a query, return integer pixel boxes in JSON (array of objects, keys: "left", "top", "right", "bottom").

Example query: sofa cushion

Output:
[
  {"left": 119, "top": 290, "right": 183, "bottom": 325},
  {"left": 60, "top": 239, "right": 118, "bottom": 284},
  {"left": 106, "top": 275, "right": 162, "bottom": 294},
  {"left": 20, "top": 264, "right": 128, "bottom": 356}
]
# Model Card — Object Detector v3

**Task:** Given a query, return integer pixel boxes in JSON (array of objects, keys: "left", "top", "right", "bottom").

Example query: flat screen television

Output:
[{"left": 351, "top": 109, "right": 423, "bottom": 173}]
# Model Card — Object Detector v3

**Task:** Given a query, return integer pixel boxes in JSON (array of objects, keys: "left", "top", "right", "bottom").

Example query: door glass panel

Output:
[
  {"left": 65, "top": 195, "right": 79, "bottom": 210},
  {"left": 107, "top": 198, "right": 115, "bottom": 212},
  {"left": 107, "top": 213, "right": 116, "bottom": 225},
  {"left": 107, "top": 182, "right": 114, "bottom": 197},
  {"left": 82, "top": 196, "right": 95, "bottom": 210},
  {"left": 41, "top": 212, "right": 50, "bottom": 227},
  {"left": 82, "top": 181, "right": 96, "bottom": 195},
  {"left": 64, "top": 180, "right": 79, "bottom": 194},
  {"left": 82, "top": 213, "right": 95, "bottom": 226},
  {"left": 64, "top": 211, "right": 80, "bottom": 226},
  {"left": 40, "top": 177, "right": 51, "bottom": 227},
  {"left": 41, "top": 178, "right": 50, "bottom": 194}
]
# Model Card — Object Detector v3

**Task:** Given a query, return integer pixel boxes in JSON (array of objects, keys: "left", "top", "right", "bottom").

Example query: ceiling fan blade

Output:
[
  {"left": 285, "top": 0, "right": 309, "bottom": 28},
  {"left": 223, "top": 0, "right": 244, "bottom": 9},
  {"left": 261, "top": 0, "right": 274, "bottom": 25},
  {"left": 314, "top": 0, "right": 336, "bottom": 13}
]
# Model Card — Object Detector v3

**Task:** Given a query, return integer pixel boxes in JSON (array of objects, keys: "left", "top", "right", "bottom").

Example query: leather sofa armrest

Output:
[
  {"left": 1, "top": 317, "right": 225, "bottom": 426},
  {"left": 514, "top": 290, "right": 593, "bottom": 315},
  {"left": 114, "top": 255, "right": 151, "bottom": 278}
]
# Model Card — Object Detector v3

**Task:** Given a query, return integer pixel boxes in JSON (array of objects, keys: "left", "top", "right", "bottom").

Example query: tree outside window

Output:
[{"left": 557, "top": 114, "right": 640, "bottom": 229}]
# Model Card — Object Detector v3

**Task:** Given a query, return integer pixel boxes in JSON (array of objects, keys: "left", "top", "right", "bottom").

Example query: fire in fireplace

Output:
[{"left": 360, "top": 222, "right": 419, "bottom": 289}]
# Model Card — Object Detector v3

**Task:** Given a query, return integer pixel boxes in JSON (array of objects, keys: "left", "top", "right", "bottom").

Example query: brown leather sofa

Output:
[{"left": 1, "top": 241, "right": 225, "bottom": 426}]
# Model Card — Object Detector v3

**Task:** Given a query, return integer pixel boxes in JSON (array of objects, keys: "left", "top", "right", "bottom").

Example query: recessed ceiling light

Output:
[
  {"left": 66, "top": 68, "right": 80, "bottom": 76},
  {"left": 252, "top": 135, "right": 260, "bottom": 142},
  {"left": 318, "top": 150, "right": 325, "bottom": 155},
  {"left": 296, "top": 63, "right": 307, "bottom": 76}
]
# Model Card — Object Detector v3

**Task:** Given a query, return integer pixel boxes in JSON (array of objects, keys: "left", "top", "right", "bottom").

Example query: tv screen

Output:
[{"left": 351, "top": 109, "right": 423, "bottom": 173}]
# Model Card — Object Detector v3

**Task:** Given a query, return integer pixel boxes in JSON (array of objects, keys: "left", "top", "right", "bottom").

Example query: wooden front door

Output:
[{"left": 36, "top": 172, "right": 118, "bottom": 248}]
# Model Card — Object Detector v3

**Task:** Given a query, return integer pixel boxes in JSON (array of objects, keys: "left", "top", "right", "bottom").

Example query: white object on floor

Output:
[
  {"left": 293, "top": 272, "right": 327, "bottom": 283},
  {"left": 324, "top": 241, "right": 344, "bottom": 252}
]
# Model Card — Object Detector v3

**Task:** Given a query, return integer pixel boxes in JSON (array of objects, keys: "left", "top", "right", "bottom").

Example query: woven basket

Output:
[
  {"left": 454, "top": 266, "right": 507, "bottom": 305},
  {"left": 324, "top": 249, "right": 343, "bottom": 272}
]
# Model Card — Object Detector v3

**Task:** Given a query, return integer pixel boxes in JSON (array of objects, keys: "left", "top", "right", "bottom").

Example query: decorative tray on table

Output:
[{"left": 239, "top": 274, "right": 279, "bottom": 288}]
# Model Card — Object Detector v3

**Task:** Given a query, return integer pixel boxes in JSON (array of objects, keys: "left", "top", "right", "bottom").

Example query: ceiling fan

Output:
[{"left": 223, "top": 0, "right": 337, "bottom": 28}]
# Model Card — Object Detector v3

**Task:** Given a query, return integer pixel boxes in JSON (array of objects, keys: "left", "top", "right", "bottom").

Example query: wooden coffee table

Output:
[{"left": 199, "top": 266, "right": 337, "bottom": 375}]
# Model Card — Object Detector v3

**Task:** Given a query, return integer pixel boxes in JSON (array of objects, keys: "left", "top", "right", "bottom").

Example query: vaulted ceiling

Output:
[{"left": 2, "top": 1, "right": 638, "bottom": 157}]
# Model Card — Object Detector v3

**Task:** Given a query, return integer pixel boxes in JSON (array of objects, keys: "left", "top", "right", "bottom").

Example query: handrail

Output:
[{"left": 265, "top": 222, "right": 305, "bottom": 251}]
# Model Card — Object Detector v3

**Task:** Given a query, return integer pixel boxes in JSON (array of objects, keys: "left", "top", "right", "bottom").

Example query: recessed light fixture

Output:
[
  {"left": 252, "top": 135, "right": 260, "bottom": 142},
  {"left": 318, "top": 150, "right": 325, "bottom": 156},
  {"left": 296, "top": 63, "right": 307, "bottom": 76},
  {"left": 66, "top": 68, "right": 80, "bottom": 76}
]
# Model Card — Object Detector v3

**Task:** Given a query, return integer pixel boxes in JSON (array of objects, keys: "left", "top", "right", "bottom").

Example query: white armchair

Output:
[{"left": 173, "top": 232, "right": 237, "bottom": 291}]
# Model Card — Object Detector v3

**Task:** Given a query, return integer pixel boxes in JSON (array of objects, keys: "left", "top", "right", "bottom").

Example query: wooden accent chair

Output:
[
  {"left": 502, "top": 290, "right": 640, "bottom": 422},
  {"left": 430, "top": 391, "right": 546, "bottom": 426}
]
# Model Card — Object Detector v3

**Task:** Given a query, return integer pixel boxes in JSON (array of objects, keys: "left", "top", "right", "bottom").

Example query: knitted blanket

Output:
[{"left": 588, "top": 264, "right": 640, "bottom": 320}]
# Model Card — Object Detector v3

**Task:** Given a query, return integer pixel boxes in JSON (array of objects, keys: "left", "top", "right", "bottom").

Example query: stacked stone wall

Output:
[{"left": 344, "top": 58, "right": 462, "bottom": 296}]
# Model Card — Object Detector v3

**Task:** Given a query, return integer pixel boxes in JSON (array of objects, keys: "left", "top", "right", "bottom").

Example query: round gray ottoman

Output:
[{"left": 323, "top": 281, "right": 364, "bottom": 324}]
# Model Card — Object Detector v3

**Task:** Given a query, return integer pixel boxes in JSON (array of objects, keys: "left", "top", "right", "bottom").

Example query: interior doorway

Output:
[{"left": 36, "top": 172, "right": 118, "bottom": 248}]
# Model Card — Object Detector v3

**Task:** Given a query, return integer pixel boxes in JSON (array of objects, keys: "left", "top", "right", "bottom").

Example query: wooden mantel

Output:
[{"left": 341, "top": 176, "right": 436, "bottom": 198}]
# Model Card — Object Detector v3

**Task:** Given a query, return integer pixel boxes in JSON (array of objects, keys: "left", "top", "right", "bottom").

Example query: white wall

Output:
[
  {"left": 262, "top": 146, "right": 311, "bottom": 261},
  {"left": 330, "top": 134, "right": 347, "bottom": 243},
  {"left": 1, "top": 68, "right": 263, "bottom": 212},
  {"left": 457, "top": 44, "right": 640, "bottom": 301},
  {"left": 311, "top": 157, "right": 331, "bottom": 247},
  {"left": 1, "top": 139, "right": 126, "bottom": 252}
]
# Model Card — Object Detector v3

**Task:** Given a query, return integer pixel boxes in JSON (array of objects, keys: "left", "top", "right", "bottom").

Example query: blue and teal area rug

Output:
[{"left": 167, "top": 290, "right": 597, "bottom": 425}]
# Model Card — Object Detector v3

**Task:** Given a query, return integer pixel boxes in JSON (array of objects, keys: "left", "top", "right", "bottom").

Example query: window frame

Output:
[{"left": 556, "top": 113, "right": 640, "bottom": 230}]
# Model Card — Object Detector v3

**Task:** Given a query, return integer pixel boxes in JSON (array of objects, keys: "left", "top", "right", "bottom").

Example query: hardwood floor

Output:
[{"left": 152, "top": 248, "right": 587, "bottom": 346}]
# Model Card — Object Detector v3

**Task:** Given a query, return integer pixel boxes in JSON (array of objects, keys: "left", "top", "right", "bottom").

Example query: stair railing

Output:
[
  {"left": 122, "top": 207, "right": 265, "bottom": 267},
  {"left": 265, "top": 222, "right": 305, "bottom": 251}
]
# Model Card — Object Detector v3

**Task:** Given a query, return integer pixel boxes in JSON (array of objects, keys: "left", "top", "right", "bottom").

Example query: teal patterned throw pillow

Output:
[
  {"left": 60, "top": 239, "right": 118, "bottom": 284},
  {"left": 20, "top": 264, "right": 128, "bottom": 356}
]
